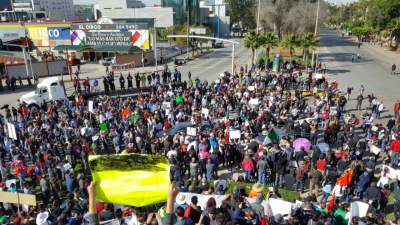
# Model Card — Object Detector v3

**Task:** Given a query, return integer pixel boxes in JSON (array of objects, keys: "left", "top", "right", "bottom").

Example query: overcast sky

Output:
[{"left": 74, "top": 0, "right": 359, "bottom": 5}]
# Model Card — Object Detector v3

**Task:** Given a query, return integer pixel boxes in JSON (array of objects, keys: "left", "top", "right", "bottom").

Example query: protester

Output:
[{"left": 0, "top": 60, "right": 399, "bottom": 225}]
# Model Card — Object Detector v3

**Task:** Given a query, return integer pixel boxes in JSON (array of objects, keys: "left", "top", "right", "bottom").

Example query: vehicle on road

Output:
[
  {"left": 174, "top": 56, "right": 187, "bottom": 65},
  {"left": 19, "top": 77, "right": 67, "bottom": 108},
  {"left": 99, "top": 57, "right": 116, "bottom": 66},
  {"left": 214, "top": 41, "right": 224, "bottom": 48}
]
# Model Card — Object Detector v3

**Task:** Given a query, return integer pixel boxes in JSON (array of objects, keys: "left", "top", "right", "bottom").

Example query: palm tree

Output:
[
  {"left": 244, "top": 31, "right": 262, "bottom": 66},
  {"left": 299, "top": 33, "right": 318, "bottom": 66},
  {"left": 281, "top": 34, "right": 300, "bottom": 64},
  {"left": 261, "top": 32, "right": 278, "bottom": 68}
]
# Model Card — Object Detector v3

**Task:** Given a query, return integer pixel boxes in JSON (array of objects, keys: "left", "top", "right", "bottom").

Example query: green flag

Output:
[
  {"left": 268, "top": 129, "right": 279, "bottom": 142},
  {"left": 128, "top": 114, "right": 139, "bottom": 123},
  {"left": 175, "top": 96, "right": 184, "bottom": 103},
  {"left": 99, "top": 122, "right": 108, "bottom": 132}
]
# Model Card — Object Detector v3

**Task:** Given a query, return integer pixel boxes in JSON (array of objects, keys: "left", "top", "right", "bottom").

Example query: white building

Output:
[
  {"left": 95, "top": 0, "right": 173, "bottom": 28},
  {"left": 200, "top": 0, "right": 230, "bottom": 37}
]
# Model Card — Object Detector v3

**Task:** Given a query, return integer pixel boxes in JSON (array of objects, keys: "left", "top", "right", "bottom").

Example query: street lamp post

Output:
[{"left": 311, "top": 0, "right": 320, "bottom": 70}]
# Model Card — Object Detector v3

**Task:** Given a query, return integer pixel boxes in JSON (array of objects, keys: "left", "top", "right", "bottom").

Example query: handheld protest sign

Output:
[{"left": 89, "top": 154, "right": 170, "bottom": 207}]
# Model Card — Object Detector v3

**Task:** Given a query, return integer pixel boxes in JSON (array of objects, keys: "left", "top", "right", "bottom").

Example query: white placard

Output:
[
  {"left": 100, "top": 219, "right": 121, "bottom": 225},
  {"left": 370, "top": 145, "right": 381, "bottom": 155},
  {"left": 63, "top": 163, "right": 72, "bottom": 171},
  {"left": 315, "top": 73, "right": 323, "bottom": 79},
  {"left": 249, "top": 98, "right": 259, "bottom": 106},
  {"left": 7, "top": 122, "right": 17, "bottom": 140},
  {"left": 187, "top": 127, "right": 197, "bottom": 136},
  {"left": 201, "top": 108, "right": 209, "bottom": 117},
  {"left": 88, "top": 100, "right": 94, "bottom": 113},
  {"left": 350, "top": 201, "right": 369, "bottom": 218},
  {"left": 229, "top": 130, "right": 241, "bottom": 139},
  {"left": 5, "top": 179, "right": 16, "bottom": 189},
  {"left": 248, "top": 86, "right": 255, "bottom": 91},
  {"left": 268, "top": 198, "right": 293, "bottom": 216},
  {"left": 382, "top": 165, "right": 400, "bottom": 180}
]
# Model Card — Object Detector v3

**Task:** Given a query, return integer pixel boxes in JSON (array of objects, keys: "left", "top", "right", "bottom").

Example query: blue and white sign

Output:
[{"left": 48, "top": 28, "right": 71, "bottom": 40}]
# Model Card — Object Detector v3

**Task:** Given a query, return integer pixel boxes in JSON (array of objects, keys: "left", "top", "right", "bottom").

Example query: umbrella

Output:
[
  {"left": 293, "top": 138, "right": 312, "bottom": 152},
  {"left": 255, "top": 135, "right": 272, "bottom": 145},
  {"left": 316, "top": 142, "right": 330, "bottom": 153}
]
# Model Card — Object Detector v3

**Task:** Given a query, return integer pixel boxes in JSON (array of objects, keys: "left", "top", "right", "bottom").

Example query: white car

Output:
[{"left": 99, "top": 57, "right": 116, "bottom": 66}]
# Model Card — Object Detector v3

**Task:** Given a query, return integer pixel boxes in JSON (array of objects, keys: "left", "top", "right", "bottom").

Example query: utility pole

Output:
[
  {"left": 256, "top": 0, "right": 261, "bottom": 33},
  {"left": 311, "top": 0, "right": 320, "bottom": 70},
  {"left": 187, "top": 2, "right": 190, "bottom": 61}
]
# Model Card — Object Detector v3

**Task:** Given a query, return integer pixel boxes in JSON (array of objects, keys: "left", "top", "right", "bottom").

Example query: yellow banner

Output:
[
  {"left": 89, "top": 154, "right": 170, "bottom": 207},
  {"left": 28, "top": 27, "right": 49, "bottom": 41}
]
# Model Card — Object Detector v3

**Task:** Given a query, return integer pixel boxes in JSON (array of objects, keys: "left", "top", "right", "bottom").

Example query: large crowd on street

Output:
[{"left": 1, "top": 60, "right": 400, "bottom": 225}]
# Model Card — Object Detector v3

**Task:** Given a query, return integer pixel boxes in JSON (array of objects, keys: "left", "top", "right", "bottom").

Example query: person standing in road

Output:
[
  {"left": 135, "top": 73, "right": 140, "bottom": 89},
  {"left": 119, "top": 73, "right": 125, "bottom": 90},
  {"left": 356, "top": 94, "right": 363, "bottom": 111},
  {"left": 103, "top": 76, "right": 109, "bottom": 94},
  {"left": 127, "top": 73, "right": 133, "bottom": 89},
  {"left": 394, "top": 101, "right": 400, "bottom": 119}
]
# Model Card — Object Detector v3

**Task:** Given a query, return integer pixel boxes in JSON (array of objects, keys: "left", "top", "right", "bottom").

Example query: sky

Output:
[{"left": 74, "top": 0, "right": 359, "bottom": 5}]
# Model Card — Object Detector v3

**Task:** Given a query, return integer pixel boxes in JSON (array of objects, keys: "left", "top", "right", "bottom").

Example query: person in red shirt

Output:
[
  {"left": 316, "top": 154, "right": 327, "bottom": 173},
  {"left": 390, "top": 137, "right": 400, "bottom": 167},
  {"left": 394, "top": 101, "right": 400, "bottom": 119}
]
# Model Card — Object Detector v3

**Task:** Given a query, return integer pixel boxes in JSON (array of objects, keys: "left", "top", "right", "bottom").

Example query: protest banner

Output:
[
  {"left": 89, "top": 154, "right": 170, "bottom": 207},
  {"left": 0, "top": 192, "right": 36, "bottom": 206}
]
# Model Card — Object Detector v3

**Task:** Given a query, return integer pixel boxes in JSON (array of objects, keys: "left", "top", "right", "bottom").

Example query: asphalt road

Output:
[{"left": 318, "top": 29, "right": 400, "bottom": 118}]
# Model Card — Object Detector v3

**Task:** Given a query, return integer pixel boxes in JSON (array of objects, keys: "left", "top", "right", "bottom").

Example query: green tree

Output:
[
  {"left": 280, "top": 34, "right": 300, "bottom": 64},
  {"left": 244, "top": 31, "right": 262, "bottom": 65},
  {"left": 226, "top": 0, "right": 256, "bottom": 31},
  {"left": 261, "top": 32, "right": 278, "bottom": 67},
  {"left": 299, "top": 33, "right": 318, "bottom": 66}
]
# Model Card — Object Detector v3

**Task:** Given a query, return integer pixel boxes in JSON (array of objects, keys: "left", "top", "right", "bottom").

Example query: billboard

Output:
[
  {"left": 70, "top": 23, "right": 150, "bottom": 49},
  {"left": 48, "top": 28, "right": 71, "bottom": 40},
  {"left": 86, "top": 32, "right": 132, "bottom": 46}
]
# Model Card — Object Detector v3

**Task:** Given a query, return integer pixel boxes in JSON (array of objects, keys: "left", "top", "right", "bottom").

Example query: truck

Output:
[{"left": 19, "top": 77, "right": 67, "bottom": 108}]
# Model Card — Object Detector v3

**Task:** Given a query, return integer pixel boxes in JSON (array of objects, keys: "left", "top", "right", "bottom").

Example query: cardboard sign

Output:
[
  {"left": 248, "top": 86, "right": 255, "bottom": 91},
  {"left": 249, "top": 98, "right": 259, "bottom": 106},
  {"left": 187, "top": 127, "right": 197, "bottom": 136},
  {"left": 88, "top": 100, "right": 94, "bottom": 113},
  {"left": 0, "top": 192, "right": 36, "bottom": 206},
  {"left": 370, "top": 145, "right": 381, "bottom": 155},
  {"left": 5, "top": 179, "right": 16, "bottom": 189},
  {"left": 201, "top": 108, "right": 209, "bottom": 117},
  {"left": 350, "top": 201, "right": 369, "bottom": 218},
  {"left": 63, "top": 163, "right": 72, "bottom": 171},
  {"left": 7, "top": 122, "right": 17, "bottom": 140},
  {"left": 229, "top": 130, "right": 241, "bottom": 139},
  {"left": 268, "top": 198, "right": 293, "bottom": 216}
]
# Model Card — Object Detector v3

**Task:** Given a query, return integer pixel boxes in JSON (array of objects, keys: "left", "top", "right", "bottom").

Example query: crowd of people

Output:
[{"left": 0, "top": 60, "right": 400, "bottom": 225}]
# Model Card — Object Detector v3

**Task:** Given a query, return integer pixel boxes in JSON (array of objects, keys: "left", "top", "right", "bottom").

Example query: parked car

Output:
[
  {"left": 99, "top": 57, "right": 116, "bottom": 66},
  {"left": 214, "top": 41, "right": 224, "bottom": 48}
]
